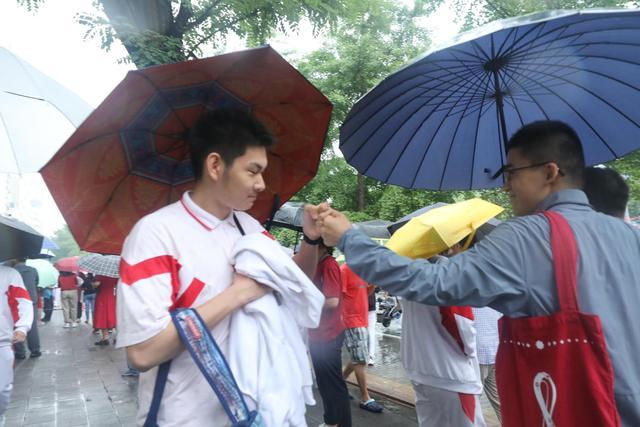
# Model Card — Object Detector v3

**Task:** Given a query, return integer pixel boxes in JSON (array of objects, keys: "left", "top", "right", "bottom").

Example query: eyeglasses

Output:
[{"left": 492, "top": 161, "right": 564, "bottom": 181}]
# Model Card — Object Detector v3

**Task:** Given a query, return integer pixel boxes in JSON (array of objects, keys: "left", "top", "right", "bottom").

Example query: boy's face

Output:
[{"left": 218, "top": 146, "right": 268, "bottom": 212}]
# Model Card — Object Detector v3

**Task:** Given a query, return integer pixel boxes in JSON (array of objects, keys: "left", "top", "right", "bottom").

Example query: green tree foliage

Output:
[
  {"left": 18, "top": 0, "right": 351, "bottom": 68},
  {"left": 298, "top": 0, "right": 432, "bottom": 145},
  {"left": 50, "top": 225, "right": 83, "bottom": 260}
]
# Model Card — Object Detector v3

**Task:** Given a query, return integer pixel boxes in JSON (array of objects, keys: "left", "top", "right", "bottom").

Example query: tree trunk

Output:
[
  {"left": 357, "top": 173, "right": 366, "bottom": 211},
  {"left": 99, "top": 0, "right": 186, "bottom": 68}
]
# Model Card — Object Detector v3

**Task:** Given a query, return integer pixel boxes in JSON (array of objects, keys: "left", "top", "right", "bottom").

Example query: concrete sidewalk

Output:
[
  {"left": 352, "top": 332, "right": 501, "bottom": 426},
  {"left": 2, "top": 312, "right": 419, "bottom": 426}
]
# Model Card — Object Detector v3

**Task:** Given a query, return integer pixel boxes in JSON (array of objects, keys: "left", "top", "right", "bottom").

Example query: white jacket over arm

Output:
[{"left": 229, "top": 233, "right": 325, "bottom": 427}]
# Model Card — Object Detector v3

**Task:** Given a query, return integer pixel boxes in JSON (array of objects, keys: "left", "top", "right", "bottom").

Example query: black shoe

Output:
[
  {"left": 29, "top": 352, "right": 42, "bottom": 358},
  {"left": 94, "top": 340, "right": 109, "bottom": 346},
  {"left": 14, "top": 354, "right": 26, "bottom": 360}
]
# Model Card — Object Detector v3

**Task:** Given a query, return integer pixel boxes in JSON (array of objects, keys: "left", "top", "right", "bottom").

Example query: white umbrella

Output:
[{"left": 0, "top": 47, "right": 92, "bottom": 173}]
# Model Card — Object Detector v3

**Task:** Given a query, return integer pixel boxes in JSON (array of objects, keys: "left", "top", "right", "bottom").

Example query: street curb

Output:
[{"left": 345, "top": 372, "right": 415, "bottom": 408}]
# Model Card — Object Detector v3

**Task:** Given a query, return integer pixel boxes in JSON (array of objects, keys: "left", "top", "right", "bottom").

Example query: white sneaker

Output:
[
  {"left": 71, "top": 322, "right": 78, "bottom": 328},
  {"left": 63, "top": 323, "right": 71, "bottom": 328},
  {"left": 368, "top": 357, "right": 375, "bottom": 366}
]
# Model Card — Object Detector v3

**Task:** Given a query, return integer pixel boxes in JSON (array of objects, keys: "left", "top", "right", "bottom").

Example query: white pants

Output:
[
  {"left": 367, "top": 310, "right": 377, "bottom": 360},
  {"left": 0, "top": 346, "right": 14, "bottom": 416},
  {"left": 412, "top": 381, "right": 486, "bottom": 427}
]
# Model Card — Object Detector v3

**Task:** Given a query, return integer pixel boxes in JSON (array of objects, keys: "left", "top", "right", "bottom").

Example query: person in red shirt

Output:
[
  {"left": 308, "top": 241, "right": 351, "bottom": 427},
  {"left": 340, "top": 264, "right": 383, "bottom": 413},
  {"left": 58, "top": 271, "right": 81, "bottom": 328}
]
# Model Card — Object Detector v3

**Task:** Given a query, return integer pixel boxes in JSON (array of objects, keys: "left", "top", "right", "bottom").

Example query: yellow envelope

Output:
[{"left": 386, "top": 198, "right": 504, "bottom": 259}]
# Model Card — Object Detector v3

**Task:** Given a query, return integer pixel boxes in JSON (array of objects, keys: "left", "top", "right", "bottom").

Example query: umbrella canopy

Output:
[
  {"left": 340, "top": 9, "right": 640, "bottom": 190},
  {"left": 0, "top": 47, "right": 92, "bottom": 173},
  {"left": 271, "top": 201, "right": 305, "bottom": 231},
  {"left": 386, "top": 198, "right": 504, "bottom": 259},
  {"left": 54, "top": 256, "right": 81, "bottom": 273},
  {"left": 41, "top": 46, "right": 332, "bottom": 254},
  {"left": 354, "top": 219, "right": 392, "bottom": 239},
  {"left": 26, "top": 258, "right": 59, "bottom": 287},
  {"left": 41, "top": 237, "right": 59, "bottom": 251},
  {"left": 387, "top": 202, "right": 448, "bottom": 235},
  {"left": 78, "top": 254, "right": 120, "bottom": 279},
  {"left": 0, "top": 214, "right": 44, "bottom": 262}
]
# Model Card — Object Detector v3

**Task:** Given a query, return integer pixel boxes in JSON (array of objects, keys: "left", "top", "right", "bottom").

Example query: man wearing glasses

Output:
[{"left": 316, "top": 120, "right": 640, "bottom": 426}]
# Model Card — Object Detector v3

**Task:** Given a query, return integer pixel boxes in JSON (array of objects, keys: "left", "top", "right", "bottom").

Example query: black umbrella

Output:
[
  {"left": 354, "top": 220, "right": 393, "bottom": 239},
  {"left": 387, "top": 203, "right": 448, "bottom": 235},
  {"left": 0, "top": 215, "right": 44, "bottom": 262},
  {"left": 387, "top": 202, "right": 501, "bottom": 240},
  {"left": 270, "top": 201, "right": 305, "bottom": 232}
]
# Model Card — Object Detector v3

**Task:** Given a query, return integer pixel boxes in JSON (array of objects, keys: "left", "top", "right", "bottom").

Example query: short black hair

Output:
[
  {"left": 507, "top": 121, "right": 585, "bottom": 186},
  {"left": 188, "top": 109, "right": 275, "bottom": 180},
  {"left": 583, "top": 167, "right": 629, "bottom": 219}
]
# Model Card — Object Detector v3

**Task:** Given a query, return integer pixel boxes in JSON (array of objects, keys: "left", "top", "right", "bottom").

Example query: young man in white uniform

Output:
[
  {"left": 0, "top": 265, "right": 33, "bottom": 416},
  {"left": 116, "top": 109, "right": 321, "bottom": 426}
]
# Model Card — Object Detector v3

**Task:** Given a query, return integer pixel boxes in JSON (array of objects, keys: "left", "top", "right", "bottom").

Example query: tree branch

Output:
[{"left": 184, "top": 8, "right": 262, "bottom": 59}]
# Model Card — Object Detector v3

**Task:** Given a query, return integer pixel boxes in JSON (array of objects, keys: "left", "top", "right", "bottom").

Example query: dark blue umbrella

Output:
[
  {"left": 340, "top": 9, "right": 640, "bottom": 190},
  {"left": 0, "top": 214, "right": 44, "bottom": 262}
]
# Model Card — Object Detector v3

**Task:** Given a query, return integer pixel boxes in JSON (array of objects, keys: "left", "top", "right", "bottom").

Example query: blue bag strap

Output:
[
  {"left": 171, "top": 308, "right": 262, "bottom": 427},
  {"left": 143, "top": 359, "right": 171, "bottom": 427}
]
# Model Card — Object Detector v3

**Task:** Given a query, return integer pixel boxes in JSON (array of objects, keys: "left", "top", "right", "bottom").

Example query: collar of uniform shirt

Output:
[
  {"left": 181, "top": 191, "right": 237, "bottom": 231},
  {"left": 535, "top": 189, "right": 593, "bottom": 213}
]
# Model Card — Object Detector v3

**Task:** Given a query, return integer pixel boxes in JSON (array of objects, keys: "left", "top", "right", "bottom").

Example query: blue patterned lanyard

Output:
[{"left": 144, "top": 308, "right": 262, "bottom": 427}]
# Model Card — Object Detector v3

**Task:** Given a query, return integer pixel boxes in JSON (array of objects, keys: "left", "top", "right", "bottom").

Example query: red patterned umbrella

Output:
[
  {"left": 54, "top": 256, "right": 81, "bottom": 273},
  {"left": 41, "top": 46, "right": 332, "bottom": 254}
]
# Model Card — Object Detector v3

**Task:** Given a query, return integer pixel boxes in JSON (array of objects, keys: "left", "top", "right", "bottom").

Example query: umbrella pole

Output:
[
  {"left": 492, "top": 71, "right": 510, "bottom": 156},
  {"left": 265, "top": 194, "right": 281, "bottom": 231}
]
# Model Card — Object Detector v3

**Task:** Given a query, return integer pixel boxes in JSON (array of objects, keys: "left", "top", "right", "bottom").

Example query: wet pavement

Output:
[
  {"left": 2, "top": 311, "right": 499, "bottom": 426},
  {"left": 2, "top": 312, "right": 420, "bottom": 426}
]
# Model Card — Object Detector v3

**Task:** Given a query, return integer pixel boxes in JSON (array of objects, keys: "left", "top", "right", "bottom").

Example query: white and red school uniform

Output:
[
  {"left": 401, "top": 256, "right": 485, "bottom": 426},
  {"left": 116, "top": 192, "right": 267, "bottom": 427},
  {"left": 1, "top": 266, "right": 33, "bottom": 415}
]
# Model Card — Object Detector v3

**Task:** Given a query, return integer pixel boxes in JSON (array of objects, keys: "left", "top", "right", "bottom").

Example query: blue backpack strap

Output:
[
  {"left": 171, "top": 308, "right": 262, "bottom": 427},
  {"left": 143, "top": 359, "right": 172, "bottom": 427}
]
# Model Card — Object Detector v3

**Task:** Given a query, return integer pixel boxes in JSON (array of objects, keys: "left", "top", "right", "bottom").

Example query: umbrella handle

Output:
[{"left": 462, "top": 229, "right": 477, "bottom": 251}]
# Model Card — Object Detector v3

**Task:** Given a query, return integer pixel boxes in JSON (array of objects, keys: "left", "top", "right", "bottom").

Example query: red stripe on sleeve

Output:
[
  {"left": 7, "top": 285, "right": 31, "bottom": 322},
  {"left": 172, "top": 278, "right": 205, "bottom": 310},
  {"left": 120, "top": 255, "right": 182, "bottom": 306}
]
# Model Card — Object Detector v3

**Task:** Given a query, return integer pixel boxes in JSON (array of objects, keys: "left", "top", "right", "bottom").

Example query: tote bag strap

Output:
[{"left": 542, "top": 211, "right": 580, "bottom": 312}]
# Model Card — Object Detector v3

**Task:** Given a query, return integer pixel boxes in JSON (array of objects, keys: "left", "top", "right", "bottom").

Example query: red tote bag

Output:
[{"left": 495, "top": 211, "right": 620, "bottom": 426}]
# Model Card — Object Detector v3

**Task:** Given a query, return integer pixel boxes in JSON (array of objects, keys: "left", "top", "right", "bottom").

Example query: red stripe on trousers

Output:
[
  {"left": 439, "top": 306, "right": 474, "bottom": 354},
  {"left": 458, "top": 392, "right": 476, "bottom": 423}
]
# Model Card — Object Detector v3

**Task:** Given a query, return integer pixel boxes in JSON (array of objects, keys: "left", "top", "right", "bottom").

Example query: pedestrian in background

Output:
[
  {"left": 366, "top": 286, "right": 377, "bottom": 366},
  {"left": 340, "top": 264, "right": 384, "bottom": 414},
  {"left": 309, "top": 241, "right": 351, "bottom": 427},
  {"left": 93, "top": 274, "right": 117, "bottom": 345},
  {"left": 472, "top": 306, "right": 502, "bottom": 422},
  {"left": 80, "top": 273, "right": 97, "bottom": 325},
  {"left": 58, "top": 271, "right": 81, "bottom": 328},
  {"left": 11, "top": 258, "right": 41, "bottom": 359}
]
